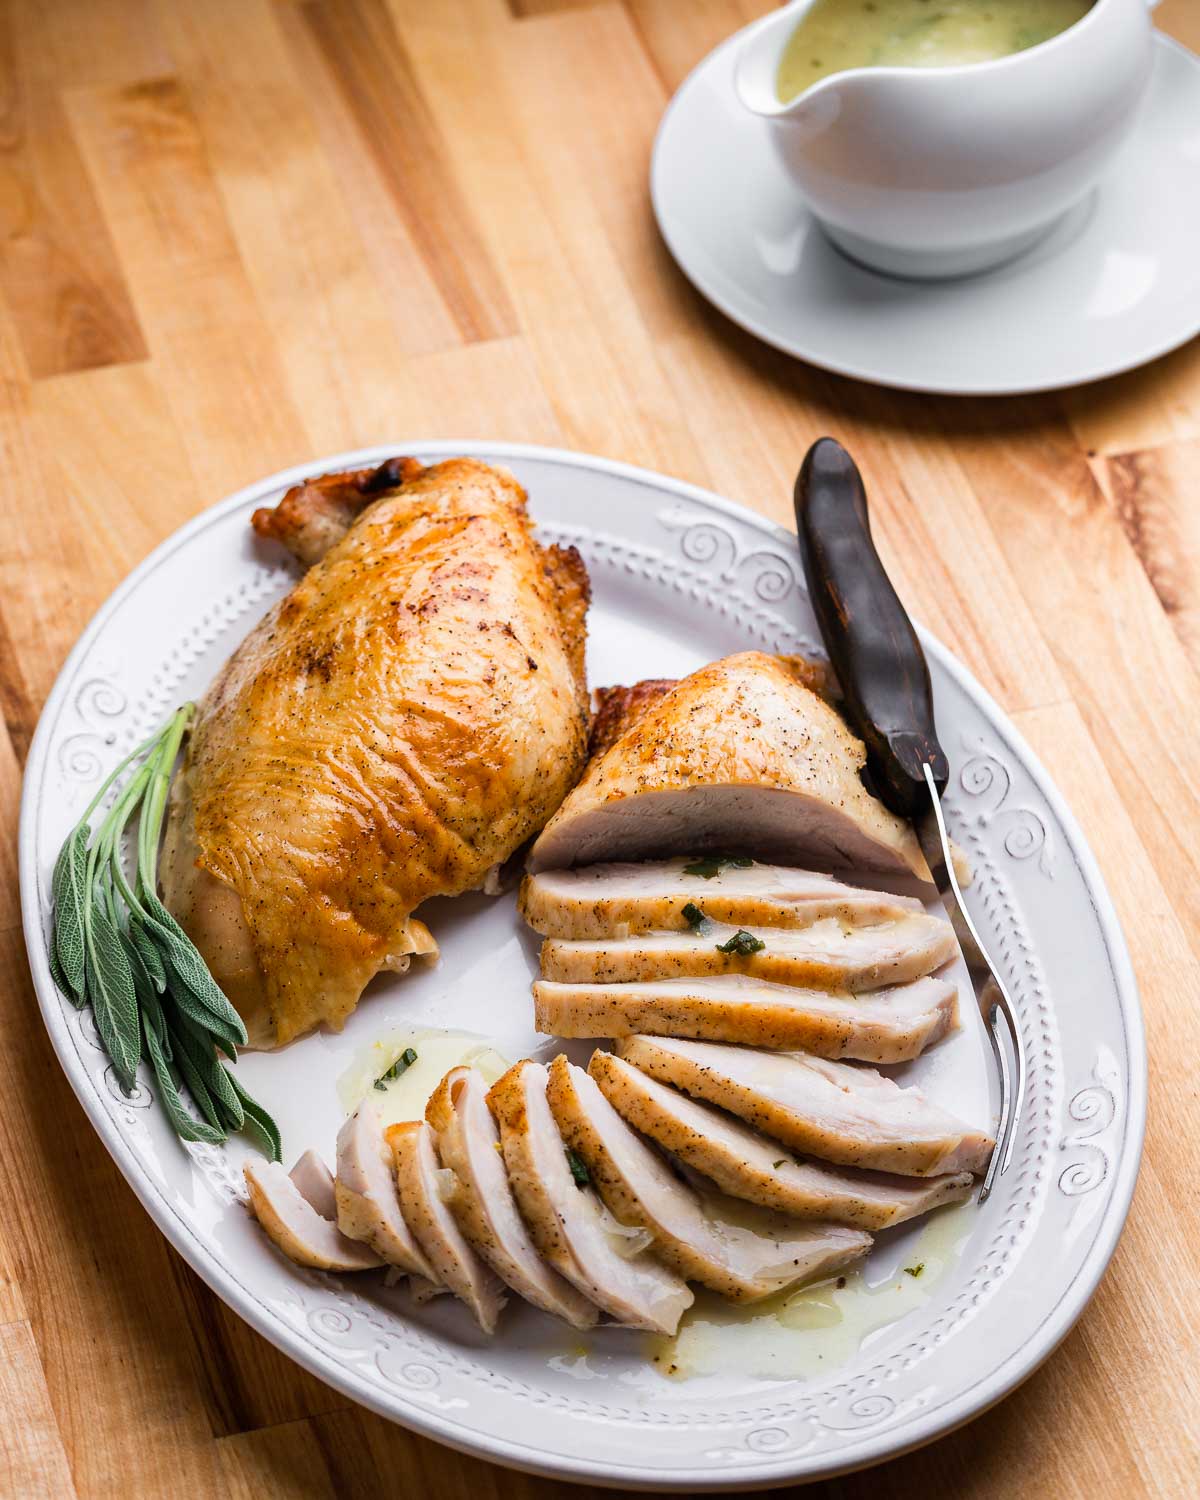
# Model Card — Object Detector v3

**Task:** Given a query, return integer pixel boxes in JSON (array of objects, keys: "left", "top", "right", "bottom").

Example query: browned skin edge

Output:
[
  {"left": 250, "top": 454, "right": 427, "bottom": 552},
  {"left": 587, "top": 655, "right": 838, "bottom": 760}
]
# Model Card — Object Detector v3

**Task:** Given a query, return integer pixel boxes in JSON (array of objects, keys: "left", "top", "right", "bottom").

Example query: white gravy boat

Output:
[{"left": 735, "top": 0, "right": 1154, "bottom": 278}]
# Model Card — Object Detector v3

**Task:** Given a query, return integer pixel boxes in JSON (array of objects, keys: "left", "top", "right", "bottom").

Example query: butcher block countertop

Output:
[{"left": 3, "top": 1, "right": 1199, "bottom": 1496}]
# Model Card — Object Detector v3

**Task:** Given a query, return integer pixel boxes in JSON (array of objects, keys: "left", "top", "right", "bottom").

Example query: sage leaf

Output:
[
  {"left": 124, "top": 929, "right": 154, "bottom": 1001},
  {"left": 88, "top": 906, "right": 140, "bottom": 1089},
  {"left": 565, "top": 1148, "right": 590, "bottom": 1188},
  {"left": 682, "top": 853, "right": 754, "bottom": 879},
  {"left": 166, "top": 956, "right": 247, "bottom": 1043},
  {"left": 137, "top": 888, "right": 189, "bottom": 945},
  {"left": 169, "top": 1033, "right": 224, "bottom": 1132},
  {"left": 51, "top": 825, "right": 89, "bottom": 1000},
  {"left": 140, "top": 1013, "right": 225, "bottom": 1146},
  {"left": 171, "top": 1015, "right": 244, "bottom": 1131},
  {"left": 134, "top": 961, "right": 172, "bottom": 1063},
  {"left": 374, "top": 1047, "right": 418, "bottom": 1090},
  {"left": 226, "top": 1071, "right": 282, "bottom": 1163},
  {"left": 143, "top": 904, "right": 248, "bottom": 1044},
  {"left": 129, "top": 918, "right": 167, "bottom": 991},
  {"left": 48, "top": 936, "right": 83, "bottom": 1008},
  {"left": 162, "top": 979, "right": 245, "bottom": 1056},
  {"left": 715, "top": 928, "right": 766, "bottom": 956}
]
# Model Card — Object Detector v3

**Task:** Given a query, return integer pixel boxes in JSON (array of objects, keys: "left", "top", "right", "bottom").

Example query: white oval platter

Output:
[{"left": 19, "top": 443, "right": 1144, "bottom": 1489}]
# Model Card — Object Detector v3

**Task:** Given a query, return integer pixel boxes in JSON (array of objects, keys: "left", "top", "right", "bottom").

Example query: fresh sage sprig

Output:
[{"left": 48, "top": 704, "right": 281, "bottom": 1160}]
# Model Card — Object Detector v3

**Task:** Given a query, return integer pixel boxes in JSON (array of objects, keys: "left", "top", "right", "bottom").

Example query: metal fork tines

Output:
[{"left": 917, "top": 762, "right": 1026, "bottom": 1202}]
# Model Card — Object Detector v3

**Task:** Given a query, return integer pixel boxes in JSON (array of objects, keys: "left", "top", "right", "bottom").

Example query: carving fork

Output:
[{"left": 795, "top": 437, "right": 1025, "bottom": 1201}]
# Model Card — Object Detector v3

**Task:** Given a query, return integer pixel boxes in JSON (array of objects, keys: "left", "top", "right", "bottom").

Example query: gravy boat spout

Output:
[{"left": 733, "top": 0, "right": 1154, "bottom": 279}]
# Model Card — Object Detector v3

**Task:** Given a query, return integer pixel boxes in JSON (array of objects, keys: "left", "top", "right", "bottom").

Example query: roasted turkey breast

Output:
[
  {"left": 161, "top": 458, "right": 590, "bottom": 1048},
  {"left": 528, "top": 652, "right": 927, "bottom": 877}
]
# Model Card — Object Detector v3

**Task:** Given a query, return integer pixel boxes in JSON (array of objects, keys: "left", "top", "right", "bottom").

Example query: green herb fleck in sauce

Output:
[
  {"left": 374, "top": 1046, "right": 419, "bottom": 1090},
  {"left": 565, "top": 1148, "right": 591, "bottom": 1188}
]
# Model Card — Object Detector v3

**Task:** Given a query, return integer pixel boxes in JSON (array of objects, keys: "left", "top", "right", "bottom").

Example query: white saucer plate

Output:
[
  {"left": 652, "top": 33, "right": 1200, "bottom": 396},
  {"left": 20, "top": 445, "right": 1144, "bottom": 1488}
]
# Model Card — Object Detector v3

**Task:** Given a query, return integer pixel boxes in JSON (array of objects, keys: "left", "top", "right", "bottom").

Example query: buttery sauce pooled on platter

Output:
[
  {"left": 648, "top": 1200, "right": 974, "bottom": 1381},
  {"left": 338, "top": 1026, "right": 510, "bottom": 1129},
  {"left": 777, "top": 0, "right": 1093, "bottom": 98}
]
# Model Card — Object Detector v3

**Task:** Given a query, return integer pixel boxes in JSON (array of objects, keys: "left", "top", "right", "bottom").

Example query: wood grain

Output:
[
  {"left": 295, "top": 0, "right": 516, "bottom": 347},
  {"left": 2, "top": 1, "right": 1198, "bottom": 1496},
  {"left": 0, "top": 1322, "right": 78, "bottom": 1500},
  {"left": 0, "top": 0, "right": 148, "bottom": 378}
]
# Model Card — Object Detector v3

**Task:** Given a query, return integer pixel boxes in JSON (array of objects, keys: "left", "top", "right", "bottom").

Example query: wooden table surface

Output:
[{"left": 4, "top": 1, "right": 1200, "bottom": 1495}]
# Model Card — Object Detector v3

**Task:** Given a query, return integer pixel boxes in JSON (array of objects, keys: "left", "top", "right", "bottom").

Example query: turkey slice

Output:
[
  {"left": 589, "top": 1050, "right": 974, "bottom": 1229},
  {"left": 540, "top": 913, "right": 955, "bottom": 991},
  {"left": 289, "top": 1149, "right": 339, "bottom": 1220},
  {"left": 534, "top": 973, "right": 958, "bottom": 1063},
  {"left": 617, "top": 1036, "right": 994, "bottom": 1177},
  {"left": 335, "top": 1101, "right": 439, "bottom": 1280},
  {"left": 244, "top": 1160, "right": 383, "bottom": 1272},
  {"left": 487, "top": 1060, "right": 693, "bottom": 1333},
  {"left": 386, "top": 1121, "right": 507, "bottom": 1333},
  {"left": 425, "top": 1066, "right": 599, "bottom": 1328},
  {"left": 546, "top": 1056, "right": 870, "bottom": 1301},
  {"left": 519, "top": 858, "right": 922, "bottom": 939}
]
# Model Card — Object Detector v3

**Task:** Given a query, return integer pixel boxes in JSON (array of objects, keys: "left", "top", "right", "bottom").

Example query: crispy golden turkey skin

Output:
[{"left": 162, "top": 457, "right": 590, "bottom": 1049}]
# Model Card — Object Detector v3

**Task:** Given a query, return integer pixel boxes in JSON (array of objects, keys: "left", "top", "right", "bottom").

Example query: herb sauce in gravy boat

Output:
[{"left": 734, "top": 0, "right": 1154, "bottom": 278}]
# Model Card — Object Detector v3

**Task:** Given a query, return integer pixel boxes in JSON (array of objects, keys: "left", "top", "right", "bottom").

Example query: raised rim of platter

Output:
[
  {"left": 19, "top": 441, "right": 1146, "bottom": 1490},
  {"left": 649, "top": 30, "right": 1200, "bottom": 398}
]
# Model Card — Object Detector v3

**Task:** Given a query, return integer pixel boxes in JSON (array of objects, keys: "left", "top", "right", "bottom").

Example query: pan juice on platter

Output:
[
  {"left": 777, "top": 0, "right": 1094, "bottom": 97},
  {"left": 648, "top": 1200, "right": 975, "bottom": 1381},
  {"left": 338, "top": 1026, "right": 510, "bottom": 1129}
]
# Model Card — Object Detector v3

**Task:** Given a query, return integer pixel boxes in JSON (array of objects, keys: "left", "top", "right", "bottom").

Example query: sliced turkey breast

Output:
[
  {"left": 618, "top": 1036, "right": 994, "bottom": 1177},
  {"left": 540, "top": 912, "right": 956, "bottom": 991},
  {"left": 486, "top": 1060, "right": 693, "bottom": 1333},
  {"left": 527, "top": 652, "right": 928, "bottom": 878},
  {"left": 335, "top": 1101, "right": 439, "bottom": 1280},
  {"left": 534, "top": 973, "right": 958, "bottom": 1062},
  {"left": 425, "top": 1067, "right": 599, "bottom": 1328},
  {"left": 519, "top": 859, "right": 922, "bottom": 939},
  {"left": 589, "top": 1051, "right": 974, "bottom": 1228},
  {"left": 546, "top": 1056, "right": 870, "bottom": 1301},
  {"left": 385, "top": 1120, "right": 507, "bottom": 1333},
  {"left": 289, "top": 1150, "right": 339, "bottom": 1220},
  {"left": 244, "top": 1160, "right": 383, "bottom": 1272}
]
